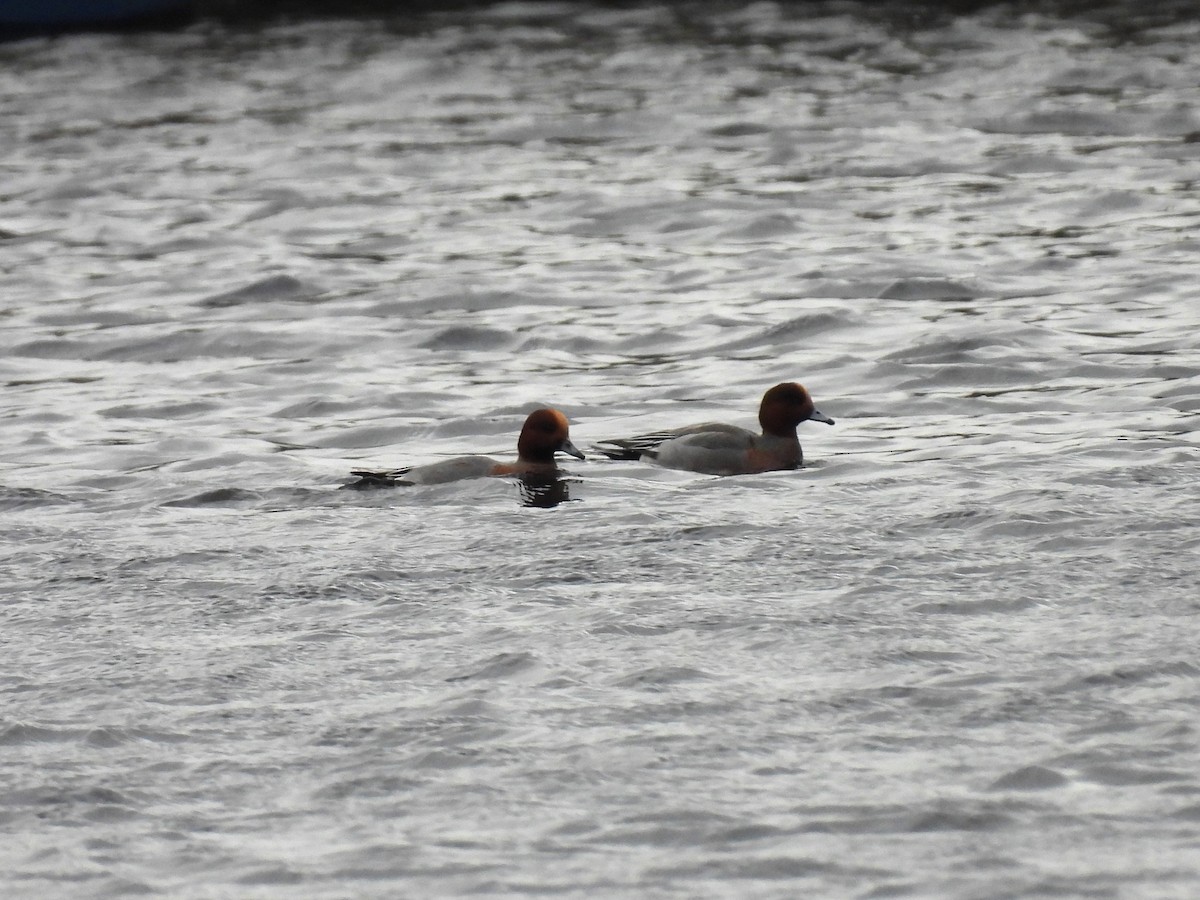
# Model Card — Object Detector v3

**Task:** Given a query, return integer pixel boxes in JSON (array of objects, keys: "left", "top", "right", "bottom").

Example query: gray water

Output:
[{"left": 3, "top": 2, "right": 1200, "bottom": 897}]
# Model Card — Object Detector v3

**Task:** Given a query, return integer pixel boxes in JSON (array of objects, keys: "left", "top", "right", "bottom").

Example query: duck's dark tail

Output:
[
  {"left": 592, "top": 432, "right": 675, "bottom": 461},
  {"left": 591, "top": 442, "right": 644, "bottom": 461},
  {"left": 342, "top": 468, "right": 414, "bottom": 489}
]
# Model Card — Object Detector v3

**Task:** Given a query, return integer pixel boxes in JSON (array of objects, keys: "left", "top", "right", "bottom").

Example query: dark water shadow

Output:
[{"left": 515, "top": 474, "right": 578, "bottom": 509}]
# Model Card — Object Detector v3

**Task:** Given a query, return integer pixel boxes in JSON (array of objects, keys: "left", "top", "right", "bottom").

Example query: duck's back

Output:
[
  {"left": 595, "top": 422, "right": 754, "bottom": 460},
  {"left": 651, "top": 430, "right": 801, "bottom": 475},
  {"left": 348, "top": 455, "right": 498, "bottom": 487}
]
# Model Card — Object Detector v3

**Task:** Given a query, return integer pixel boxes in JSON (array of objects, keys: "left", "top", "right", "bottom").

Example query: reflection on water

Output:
[{"left": 515, "top": 473, "right": 576, "bottom": 508}]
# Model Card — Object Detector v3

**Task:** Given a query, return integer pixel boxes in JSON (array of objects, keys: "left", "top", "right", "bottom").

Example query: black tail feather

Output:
[
  {"left": 342, "top": 468, "right": 413, "bottom": 489},
  {"left": 591, "top": 443, "right": 645, "bottom": 461}
]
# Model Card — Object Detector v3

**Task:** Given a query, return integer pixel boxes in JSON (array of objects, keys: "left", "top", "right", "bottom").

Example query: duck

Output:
[
  {"left": 594, "top": 382, "right": 833, "bottom": 475},
  {"left": 347, "top": 407, "right": 584, "bottom": 487}
]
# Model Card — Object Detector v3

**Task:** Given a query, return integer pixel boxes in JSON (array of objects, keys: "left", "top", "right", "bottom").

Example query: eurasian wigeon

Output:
[
  {"left": 595, "top": 382, "right": 834, "bottom": 475},
  {"left": 348, "top": 407, "right": 584, "bottom": 487}
]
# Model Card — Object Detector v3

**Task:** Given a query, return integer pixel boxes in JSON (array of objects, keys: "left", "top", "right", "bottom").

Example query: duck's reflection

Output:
[{"left": 515, "top": 474, "right": 578, "bottom": 508}]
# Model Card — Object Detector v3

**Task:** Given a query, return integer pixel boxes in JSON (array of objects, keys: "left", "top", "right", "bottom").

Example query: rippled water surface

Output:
[{"left": 3, "top": 1, "right": 1200, "bottom": 896}]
